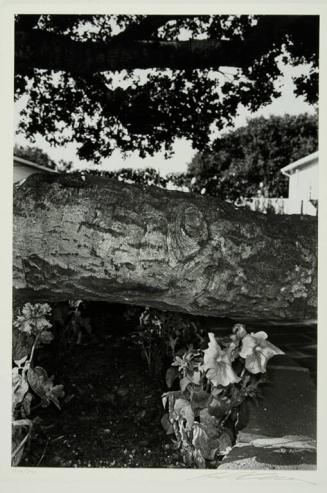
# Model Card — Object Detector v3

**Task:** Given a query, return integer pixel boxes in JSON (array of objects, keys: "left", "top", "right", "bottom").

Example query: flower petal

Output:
[
  {"left": 222, "top": 342, "right": 238, "bottom": 362},
  {"left": 244, "top": 350, "right": 267, "bottom": 374},
  {"left": 202, "top": 333, "right": 222, "bottom": 370},
  {"left": 259, "top": 340, "right": 284, "bottom": 360},
  {"left": 239, "top": 334, "right": 256, "bottom": 358},
  {"left": 251, "top": 331, "right": 268, "bottom": 341},
  {"left": 206, "top": 361, "right": 241, "bottom": 386}
]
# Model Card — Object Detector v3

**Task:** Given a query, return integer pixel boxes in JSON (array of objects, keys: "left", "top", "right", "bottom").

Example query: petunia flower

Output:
[
  {"left": 239, "top": 331, "right": 284, "bottom": 374},
  {"left": 201, "top": 333, "right": 241, "bottom": 387}
]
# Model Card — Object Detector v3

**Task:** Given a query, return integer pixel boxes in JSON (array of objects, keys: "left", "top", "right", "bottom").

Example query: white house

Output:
[
  {"left": 13, "top": 155, "right": 58, "bottom": 184},
  {"left": 280, "top": 151, "right": 318, "bottom": 216}
]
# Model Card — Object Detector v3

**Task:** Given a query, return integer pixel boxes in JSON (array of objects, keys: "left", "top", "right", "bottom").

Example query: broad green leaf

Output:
[
  {"left": 199, "top": 409, "right": 220, "bottom": 438},
  {"left": 217, "top": 429, "right": 233, "bottom": 455},
  {"left": 13, "top": 355, "right": 28, "bottom": 368},
  {"left": 22, "top": 392, "right": 33, "bottom": 416},
  {"left": 174, "top": 398, "right": 194, "bottom": 430},
  {"left": 165, "top": 367, "right": 178, "bottom": 388},
  {"left": 11, "top": 426, "right": 25, "bottom": 466},
  {"left": 192, "top": 422, "right": 219, "bottom": 461},
  {"left": 162, "top": 390, "right": 183, "bottom": 411},
  {"left": 229, "top": 385, "right": 243, "bottom": 407},
  {"left": 208, "top": 396, "right": 232, "bottom": 419},
  {"left": 12, "top": 367, "right": 19, "bottom": 380},
  {"left": 162, "top": 392, "right": 169, "bottom": 409},
  {"left": 190, "top": 370, "right": 201, "bottom": 385},
  {"left": 27, "top": 366, "right": 64, "bottom": 409},
  {"left": 190, "top": 389, "right": 211, "bottom": 410},
  {"left": 12, "top": 368, "right": 29, "bottom": 411},
  {"left": 12, "top": 418, "right": 33, "bottom": 428},
  {"left": 49, "top": 384, "right": 65, "bottom": 409},
  {"left": 182, "top": 444, "right": 195, "bottom": 467},
  {"left": 180, "top": 376, "right": 192, "bottom": 392},
  {"left": 11, "top": 419, "right": 33, "bottom": 466},
  {"left": 211, "top": 387, "right": 224, "bottom": 398},
  {"left": 193, "top": 448, "right": 206, "bottom": 468},
  {"left": 12, "top": 328, "right": 33, "bottom": 362},
  {"left": 160, "top": 413, "right": 174, "bottom": 435},
  {"left": 27, "top": 366, "right": 48, "bottom": 397}
]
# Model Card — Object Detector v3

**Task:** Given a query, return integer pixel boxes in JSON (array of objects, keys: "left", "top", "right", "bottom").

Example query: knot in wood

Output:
[{"left": 169, "top": 205, "right": 208, "bottom": 262}]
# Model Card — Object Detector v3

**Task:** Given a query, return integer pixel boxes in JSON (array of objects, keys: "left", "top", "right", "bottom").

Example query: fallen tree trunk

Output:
[{"left": 13, "top": 174, "right": 317, "bottom": 322}]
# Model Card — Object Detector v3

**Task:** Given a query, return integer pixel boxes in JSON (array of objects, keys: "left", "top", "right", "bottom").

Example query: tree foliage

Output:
[
  {"left": 15, "top": 15, "right": 319, "bottom": 163},
  {"left": 187, "top": 113, "right": 318, "bottom": 199}
]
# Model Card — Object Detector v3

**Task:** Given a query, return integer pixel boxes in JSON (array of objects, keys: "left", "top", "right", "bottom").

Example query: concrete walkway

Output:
[{"left": 218, "top": 355, "right": 316, "bottom": 470}]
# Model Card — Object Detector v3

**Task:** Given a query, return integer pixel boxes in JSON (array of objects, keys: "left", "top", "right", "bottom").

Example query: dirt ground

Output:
[{"left": 20, "top": 305, "right": 188, "bottom": 468}]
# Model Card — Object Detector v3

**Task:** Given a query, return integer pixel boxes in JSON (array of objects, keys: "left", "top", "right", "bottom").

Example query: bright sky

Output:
[{"left": 14, "top": 62, "right": 315, "bottom": 176}]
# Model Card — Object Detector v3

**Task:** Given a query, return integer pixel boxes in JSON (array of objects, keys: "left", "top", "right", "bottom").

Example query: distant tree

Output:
[
  {"left": 56, "top": 158, "right": 74, "bottom": 172},
  {"left": 14, "top": 144, "right": 73, "bottom": 172},
  {"left": 81, "top": 167, "right": 191, "bottom": 191},
  {"left": 187, "top": 113, "right": 318, "bottom": 200}
]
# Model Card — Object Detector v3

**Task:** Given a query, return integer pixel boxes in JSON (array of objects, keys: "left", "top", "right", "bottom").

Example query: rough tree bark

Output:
[{"left": 13, "top": 174, "right": 317, "bottom": 322}]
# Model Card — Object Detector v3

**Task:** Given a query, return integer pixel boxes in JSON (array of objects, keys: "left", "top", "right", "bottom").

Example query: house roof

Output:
[
  {"left": 280, "top": 151, "right": 318, "bottom": 176},
  {"left": 13, "top": 155, "right": 58, "bottom": 174}
]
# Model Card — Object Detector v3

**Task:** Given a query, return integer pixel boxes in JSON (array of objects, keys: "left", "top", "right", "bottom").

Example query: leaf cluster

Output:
[
  {"left": 162, "top": 324, "right": 284, "bottom": 467},
  {"left": 12, "top": 303, "right": 65, "bottom": 466}
]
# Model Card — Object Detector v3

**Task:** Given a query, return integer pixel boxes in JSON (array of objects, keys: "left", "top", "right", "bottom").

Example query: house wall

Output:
[{"left": 287, "top": 158, "right": 318, "bottom": 215}]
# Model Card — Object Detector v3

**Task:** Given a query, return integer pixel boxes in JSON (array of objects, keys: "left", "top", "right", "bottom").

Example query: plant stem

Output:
[
  {"left": 11, "top": 427, "right": 32, "bottom": 462},
  {"left": 29, "top": 334, "right": 40, "bottom": 366},
  {"left": 14, "top": 381, "right": 21, "bottom": 392},
  {"left": 142, "top": 343, "right": 151, "bottom": 371},
  {"left": 220, "top": 409, "right": 232, "bottom": 428}
]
